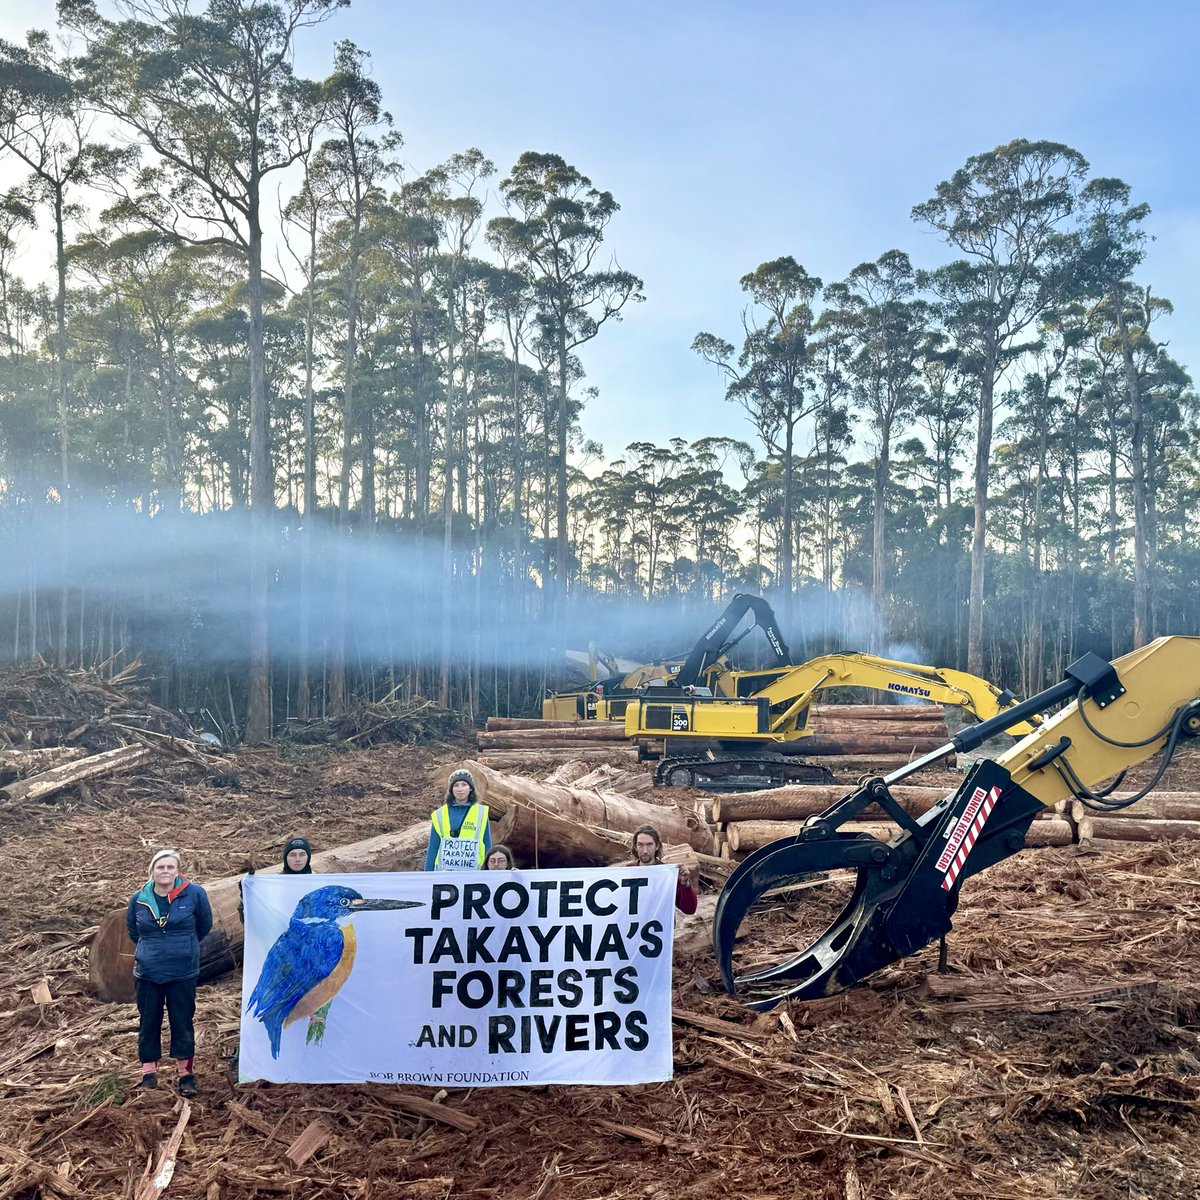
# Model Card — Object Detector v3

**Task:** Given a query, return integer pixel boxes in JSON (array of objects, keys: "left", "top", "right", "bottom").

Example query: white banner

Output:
[{"left": 239, "top": 868, "right": 676, "bottom": 1087}]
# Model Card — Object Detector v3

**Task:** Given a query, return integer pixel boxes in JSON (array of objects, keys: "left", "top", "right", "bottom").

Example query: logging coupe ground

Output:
[{"left": 2, "top": 670, "right": 1200, "bottom": 1199}]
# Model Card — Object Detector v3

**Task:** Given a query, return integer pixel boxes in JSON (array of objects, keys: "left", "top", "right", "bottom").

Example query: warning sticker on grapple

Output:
[
  {"left": 936, "top": 785, "right": 1000, "bottom": 892},
  {"left": 935, "top": 787, "right": 989, "bottom": 872}
]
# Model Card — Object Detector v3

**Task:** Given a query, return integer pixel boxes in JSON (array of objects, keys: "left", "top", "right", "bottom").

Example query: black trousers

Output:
[{"left": 135, "top": 978, "right": 197, "bottom": 1064}]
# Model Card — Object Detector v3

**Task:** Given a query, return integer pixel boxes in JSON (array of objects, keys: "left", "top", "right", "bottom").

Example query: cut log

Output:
[
  {"left": 477, "top": 726, "right": 629, "bottom": 748},
  {"left": 479, "top": 749, "right": 638, "bottom": 768},
  {"left": 811, "top": 704, "right": 947, "bottom": 720},
  {"left": 542, "top": 760, "right": 595, "bottom": 786},
  {"left": 495, "top": 803, "right": 631, "bottom": 869},
  {"left": 713, "top": 785, "right": 954, "bottom": 824},
  {"left": 1023, "top": 817, "right": 1074, "bottom": 847},
  {"left": 802, "top": 719, "right": 950, "bottom": 738},
  {"left": 1, "top": 744, "right": 154, "bottom": 803},
  {"left": 726, "top": 814, "right": 1071, "bottom": 854},
  {"left": 88, "top": 820, "right": 433, "bottom": 1004},
  {"left": 484, "top": 717, "right": 607, "bottom": 731},
  {"left": 445, "top": 760, "right": 713, "bottom": 854},
  {"left": 776, "top": 735, "right": 950, "bottom": 757},
  {"left": 1070, "top": 792, "right": 1200, "bottom": 823},
  {"left": 1077, "top": 816, "right": 1200, "bottom": 843},
  {"left": 0, "top": 746, "right": 88, "bottom": 781},
  {"left": 571, "top": 765, "right": 654, "bottom": 795},
  {"left": 728, "top": 820, "right": 905, "bottom": 852},
  {"left": 822, "top": 753, "right": 955, "bottom": 773}
]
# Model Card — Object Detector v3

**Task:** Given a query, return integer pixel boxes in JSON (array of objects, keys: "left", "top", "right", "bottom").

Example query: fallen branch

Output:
[{"left": 134, "top": 1101, "right": 191, "bottom": 1200}]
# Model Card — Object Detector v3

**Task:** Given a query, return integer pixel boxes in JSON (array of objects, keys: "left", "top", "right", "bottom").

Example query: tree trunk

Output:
[
  {"left": 297, "top": 209, "right": 319, "bottom": 720},
  {"left": 555, "top": 339, "right": 570, "bottom": 588},
  {"left": 1116, "top": 293, "right": 1149, "bottom": 647},
  {"left": 245, "top": 198, "right": 273, "bottom": 744},
  {"left": 440, "top": 284, "right": 458, "bottom": 709},
  {"left": 871, "top": 418, "right": 892, "bottom": 654},
  {"left": 967, "top": 361, "right": 997, "bottom": 676},
  {"left": 53, "top": 185, "right": 70, "bottom": 670},
  {"left": 451, "top": 759, "right": 714, "bottom": 853}
]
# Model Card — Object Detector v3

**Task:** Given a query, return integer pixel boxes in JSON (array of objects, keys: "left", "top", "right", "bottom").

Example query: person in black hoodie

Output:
[
  {"left": 238, "top": 836, "right": 315, "bottom": 923},
  {"left": 282, "top": 837, "right": 314, "bottom": 874},
  {"left": 126, "top": 848, "right": 213, "bottom": 1096}
]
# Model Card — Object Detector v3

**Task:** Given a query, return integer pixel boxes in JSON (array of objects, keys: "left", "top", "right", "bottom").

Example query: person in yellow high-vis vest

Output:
[{"left": 424, "top": 769, "right": 491, "bottom": 871}]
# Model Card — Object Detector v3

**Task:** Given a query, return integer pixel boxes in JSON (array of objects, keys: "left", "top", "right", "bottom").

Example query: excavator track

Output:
[{"left": 655, "top": 753, "right": 834, "bottom": 792}]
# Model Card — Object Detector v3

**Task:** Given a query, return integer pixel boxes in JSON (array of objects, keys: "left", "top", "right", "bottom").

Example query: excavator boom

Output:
[{"left": 712, "top": 637, "right": 1200, "bottom": 1009}]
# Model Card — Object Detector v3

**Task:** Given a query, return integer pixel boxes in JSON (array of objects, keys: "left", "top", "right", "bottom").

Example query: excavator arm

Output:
[
  {"left": 716, "top": 652, "right": 1034, "bottom": 735},
  {"left": 673, "top": 593, "right": 791, "bottom": 689},
  {"left": 712, "top": 637, "right": 1200, "bottom": 1009}
]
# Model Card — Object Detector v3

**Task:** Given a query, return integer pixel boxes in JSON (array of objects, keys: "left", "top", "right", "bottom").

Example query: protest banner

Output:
[{"left": 239, "top": 868, "right": 676, "bottom": 1087}]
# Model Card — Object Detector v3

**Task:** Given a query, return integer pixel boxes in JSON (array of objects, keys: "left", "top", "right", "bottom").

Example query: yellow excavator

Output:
[
  {"left": 712, "top": 637, "right": 1200, "bottom": 1009},
  {"left": 624, "top": 652, "right": 1038, "bottom": 790},
  {"left": 542, "top": 593, "right": 792, "bottom": 721}
]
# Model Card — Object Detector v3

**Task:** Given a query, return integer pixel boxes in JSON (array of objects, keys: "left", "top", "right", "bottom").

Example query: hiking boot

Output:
[
  {"left": 140, "top": 1073, "right": 158, "bottom": 1090},
  {"left": 178, "top": 1075, "right": 198, "bottom": 1098}
]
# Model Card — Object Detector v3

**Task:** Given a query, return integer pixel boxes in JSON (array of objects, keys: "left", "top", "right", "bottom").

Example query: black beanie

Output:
[{"left": 282, "top": 837, "right": 313, "bottom": 874}]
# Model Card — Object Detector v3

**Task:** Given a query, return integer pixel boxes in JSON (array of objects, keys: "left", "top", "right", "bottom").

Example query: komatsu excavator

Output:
[
  {"left": 542, "top": 593, "right": 792, "bottom": 721},
  {"left": 624, "top": 652, "right": 1036, "bottom": 791},
  {"left": 712, "top": 637, "right": 1200, "bottom": 1010}
]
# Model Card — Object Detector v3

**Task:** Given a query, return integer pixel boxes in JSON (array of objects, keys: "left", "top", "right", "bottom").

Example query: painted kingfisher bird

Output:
[{"left": 246, "top": 884, "right": 420, "bottom": 1058}]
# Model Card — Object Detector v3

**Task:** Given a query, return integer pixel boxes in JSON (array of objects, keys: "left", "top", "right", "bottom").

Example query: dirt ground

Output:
[{"left": 3, "top": 736, "right": 1200, "bottom": 1200}]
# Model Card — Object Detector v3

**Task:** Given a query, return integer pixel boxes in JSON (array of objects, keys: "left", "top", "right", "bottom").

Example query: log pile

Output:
[
  {"left": 282, "top": 698, "right": 467, "bottom": 747},
  {"left": 1074, "top": 790, "right": 1200, "bottom": 847},
  {"left": 476, "top": 714, "right": 638, "bottom": 769},
  {"left": 789, "top": 703, "right": 953, "bottom": 761},
  {"left": 477, "top": 704, "right": 957, "bottom": 779},
  {"left": 0, "top": 660, "right": 198, "bottom": 749},
  {"left": 710, "top": 779, "right": 1074, "bottom": 860}
]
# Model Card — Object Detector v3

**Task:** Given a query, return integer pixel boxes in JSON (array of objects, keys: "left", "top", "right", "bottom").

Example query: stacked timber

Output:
[
  {"left": 478, "top": 704, "right": 956, "bottom": 777},
  {"left": 476, "top": 716, "right": 637, "bottom": 769},
  {"left": 781, "top": 703, "right": 952, "bottom": 759},
  {"left": 1074, "top": 791, "right": 1200, "bottom": 847},
  {"left": 710, "top": 779, "right": 1073, "bottom": 860}
]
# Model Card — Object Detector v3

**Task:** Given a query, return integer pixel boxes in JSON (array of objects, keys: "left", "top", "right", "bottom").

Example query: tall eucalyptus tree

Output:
[
  {"left": 914, "top": 139, "right": 1087, "bottom": 673},
  {"left": 63, "top": 0, "right": 341, "bottom": 738}
]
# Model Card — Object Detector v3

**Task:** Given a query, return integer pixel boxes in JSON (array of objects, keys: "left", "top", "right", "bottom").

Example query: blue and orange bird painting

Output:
[{"left": 246, "top": 884, "right": 421, "bottom": 1058}]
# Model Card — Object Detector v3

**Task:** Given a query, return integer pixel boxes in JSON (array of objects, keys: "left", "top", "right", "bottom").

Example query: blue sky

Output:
[{"left": 5, "top": 0, "right": 1199, "bottom": 462}]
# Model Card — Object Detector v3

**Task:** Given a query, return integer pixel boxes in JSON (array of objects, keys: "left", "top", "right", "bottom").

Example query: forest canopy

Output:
[{"left": 0, "top": 2, "right": 1195, "bottom": 738}]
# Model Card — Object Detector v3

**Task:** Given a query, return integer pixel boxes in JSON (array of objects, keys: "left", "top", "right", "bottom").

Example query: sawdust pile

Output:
[{"left": 1, "top": 671, "right": 1199, "bottom": 1199}]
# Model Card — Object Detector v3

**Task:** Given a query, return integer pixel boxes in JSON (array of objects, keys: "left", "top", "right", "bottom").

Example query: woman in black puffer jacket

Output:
[{"left": 125, "top": 848, "right": 213, "bottom": 1097}]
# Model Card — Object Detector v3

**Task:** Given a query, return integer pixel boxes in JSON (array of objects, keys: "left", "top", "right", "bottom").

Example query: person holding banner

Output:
[
  {"left": 238, "top": 836, "right": 316, "bottom": 924},
  {"left": 424, "top": 769, "right": 492, "bottom": 871},
  {"left": 623, "top": 825, "right": 698, "bottom": 914},
  {"left": 125, "top": 849, "right": 213, "bottom": 1096}
]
